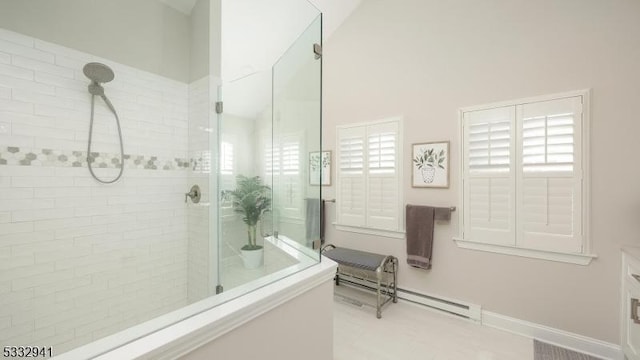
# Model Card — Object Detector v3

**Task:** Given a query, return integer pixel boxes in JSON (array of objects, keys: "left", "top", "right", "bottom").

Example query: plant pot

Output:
[
  {"left": 421, "top": 166, "right": 436, "bottom": 183},
  {"left": 241, "top": 246, "right": 264, "bottom": 269}
]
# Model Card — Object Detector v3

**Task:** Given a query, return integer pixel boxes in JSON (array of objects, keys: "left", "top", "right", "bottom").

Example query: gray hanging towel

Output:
[
  {"left": 406, "top": 205, "right": 435, "bottom": 269},
  {"left": 320, "top": 199, "right": 326, "bottom": 243},
  {"left": 306, "top": 198, "right": 322, "bottom": 243}
]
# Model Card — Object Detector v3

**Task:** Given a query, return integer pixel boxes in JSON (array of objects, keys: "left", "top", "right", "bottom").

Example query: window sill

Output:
[
  {"left": 453, "top": 238, "right": 597, "bottom": 265},
  {"left": 333, "top": 223, "right": 405, "bottom": 239}
]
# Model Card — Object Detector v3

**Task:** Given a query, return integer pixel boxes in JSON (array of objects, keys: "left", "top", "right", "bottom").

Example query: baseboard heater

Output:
[{"left": 337, "top": 276, "right": 482, "bottom": 322}]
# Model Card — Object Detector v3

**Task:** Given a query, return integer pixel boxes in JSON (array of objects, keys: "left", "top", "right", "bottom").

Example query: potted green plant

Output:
[
  {"left": 226, "top": 175, "right": 271, "bottom": 269},
  {"left": 413, "top": 148, "right": 446, "bottom": 184}
]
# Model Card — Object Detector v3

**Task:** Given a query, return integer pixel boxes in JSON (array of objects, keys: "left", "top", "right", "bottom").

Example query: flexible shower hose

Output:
[{"left": 87, "top": 93, "right": 124, "bottom": 184}]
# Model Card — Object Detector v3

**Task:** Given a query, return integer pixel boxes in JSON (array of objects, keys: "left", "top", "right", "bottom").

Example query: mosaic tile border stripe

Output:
[{"left": 0, "top": 146, "right": 190, "bottom": 171}]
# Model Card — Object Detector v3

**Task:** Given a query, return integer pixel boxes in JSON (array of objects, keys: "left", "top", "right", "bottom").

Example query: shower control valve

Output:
[{"left": 185, "top": 185, "right": 201, "bottom": 204}]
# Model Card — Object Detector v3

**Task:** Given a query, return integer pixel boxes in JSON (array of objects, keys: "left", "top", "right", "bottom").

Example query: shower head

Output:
[{"left": 83, "top": 62, "right": 114, "bottom": 84}]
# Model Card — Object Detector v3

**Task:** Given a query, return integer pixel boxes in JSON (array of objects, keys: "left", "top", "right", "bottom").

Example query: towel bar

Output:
[{"left": 304, "top": 198, "right": 336, "bottom": 203}]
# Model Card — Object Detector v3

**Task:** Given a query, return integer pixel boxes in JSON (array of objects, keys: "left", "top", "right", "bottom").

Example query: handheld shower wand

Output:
[{"left": 83, "top": 62, "right": 124, "bottom": 184}]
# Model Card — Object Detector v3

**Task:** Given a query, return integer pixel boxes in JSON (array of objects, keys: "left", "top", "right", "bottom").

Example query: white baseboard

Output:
[
  {"left": 333, "top": 280, "right": 623, "bottom": 359},
  {"left": 482, "top": 311, "right": 624, "bottom": 360}
]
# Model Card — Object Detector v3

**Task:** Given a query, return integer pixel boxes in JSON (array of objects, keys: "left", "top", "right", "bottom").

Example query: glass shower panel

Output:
[
  {"left": 272, "top": 14, "right": 322, "bottom": 259},
  {"left": 217, "top": 70, "right": 297, "bottom": 291}
]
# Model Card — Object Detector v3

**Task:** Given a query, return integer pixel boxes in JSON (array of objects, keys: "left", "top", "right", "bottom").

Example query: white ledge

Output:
[
  {"left": 268, "top": 234, "right": 319, "bottom": 261},
  {"left": 453, "top": 238, "right": 597, "bottom": 265}
]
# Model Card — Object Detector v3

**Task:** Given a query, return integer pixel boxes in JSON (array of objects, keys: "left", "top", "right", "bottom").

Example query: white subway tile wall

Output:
[{"left": 0, "top": 28, "right": 192, "bottom": 353}]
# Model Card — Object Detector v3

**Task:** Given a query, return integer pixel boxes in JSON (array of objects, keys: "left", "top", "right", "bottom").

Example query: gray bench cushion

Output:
[{"left": 323, "top": 247, "right": 386, "bottom": 271}]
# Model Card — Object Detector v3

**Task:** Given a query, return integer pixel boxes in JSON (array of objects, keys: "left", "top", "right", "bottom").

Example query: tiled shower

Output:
[
  {"left": 0, "top": 0, "right": 323, "bottom": 357},
  {"left": 0, "top": 28, "right": 196, "bottom": 351}
]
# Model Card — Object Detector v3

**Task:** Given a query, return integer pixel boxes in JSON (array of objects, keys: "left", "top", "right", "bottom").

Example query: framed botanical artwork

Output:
[
  {"left": 412, "top": 141, "right": 449, "bottom": 188},
  {"left": 309, "top": 151, "right": 331, "bottom": 186}
]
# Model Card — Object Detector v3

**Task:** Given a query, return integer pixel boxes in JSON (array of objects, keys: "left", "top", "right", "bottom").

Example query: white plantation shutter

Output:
[
  {"left": 366, "top": 122, "right": 400, "bottom": 230},
  {"left": 463, "top": 106, "right": 516, "bottom": 245},
  {"left": 266, "top": 134, "right": 304, "bottom": 220},
  {"left": 220, "top": 142, "right": 233, "bottom": 175},
  {"left": 265, "top": 144, "right": 280, "bottom": 176},
  {"left": 337, "top": 119, "right": 402, "bottom": 232},
  {"left": 368, "top": 133, "right": 396, "bottom": 173},
  {"left": 516, "top": 96, "right": 583, "bottom": 253},
  {"left": 193, "top": 150, "right": 211, "bottom": 173},
  {"left": 219, "top": 142, "right": 234, "bottom": 217},
  {"left": 281, "top": 141, "right": 300, "bottom": 175},
  {"left": 461, "top": 92, "right": 587, "bottom": 257},
  {"left": 277, "top": 135, "right": 303, "bottom": 219},
  {"left": 337, "top": 126, "right": 366, "bottom": 227}
]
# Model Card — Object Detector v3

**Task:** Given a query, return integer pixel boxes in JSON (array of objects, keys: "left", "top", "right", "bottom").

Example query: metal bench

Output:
[{"left": 322, "top": 244, "right": 398, "bottom": 318}]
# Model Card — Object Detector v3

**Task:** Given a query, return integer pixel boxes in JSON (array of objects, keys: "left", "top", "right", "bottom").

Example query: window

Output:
[
  {"left": 219, "top": 141, "right": 235, "bottom": 217},
  {"left": 281, "top": 140, "right": 300, "bottom": 176},
  {"left": 265, "top": 143, "right": 280, "bottom": 176},
  {"left": 266, "top": 134, "right": 303, "bottom": 220},
  {"left": 219, "top": 141, "right": 234, "bottom": 191},
  {"left": 336, "top": 118, "right": 403, "bottom": 237},
  {"left": 192, "top": 150, "right": 211, "bottom": 174},
  {"left": 220, "top": 142, "right": 234, "bottom": 175},
  {"left": 457, "top": 90, "right": 593, "bottom": 264}
]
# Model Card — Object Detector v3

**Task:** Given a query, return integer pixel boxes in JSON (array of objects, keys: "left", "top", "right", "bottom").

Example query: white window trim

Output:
[
  {"left": 452, "top": 238, "right": 597, "bottom": 265},
  {"left": 456, "top": 89, "right": 595, "bottom": 265},
  {"left": 334, "top": 223, "right": 406, "bottom": 239},
  {"left": 335, "top": 117, "right": 405, "bottom": 238}
]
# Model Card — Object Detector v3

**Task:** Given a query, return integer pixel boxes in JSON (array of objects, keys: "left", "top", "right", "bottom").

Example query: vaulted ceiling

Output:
[
  {"left": 160, "top": 0, "right": 362, "bottom": 40},
  {"left": 308, "top": 0, "right": 361, "bottom": 40},
  {"left": 159, "top": 0, "right": 198, "bottom": 15}
]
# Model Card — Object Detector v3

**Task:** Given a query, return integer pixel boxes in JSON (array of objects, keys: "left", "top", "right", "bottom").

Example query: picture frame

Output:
[
  {"left": 411, "top": 141, "right": 449, "bottom": 188},
  {"left": 309, "top": 151, "right": 331, "bottom": 186}
]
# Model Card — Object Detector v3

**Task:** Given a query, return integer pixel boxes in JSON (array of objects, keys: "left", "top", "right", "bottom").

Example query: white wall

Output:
[
  {"left": 189, "top": 0, "right": 210, "bottom": 82},
  {"left": 179, "top": 280, "right": 334, "bottom": 360},
  {"left": 220, "top": 0, "right": 320, "bottom": 82},
  {"left": 0, "top": 0, "right": 191, "bottom": 82},
  {"left": 0, "top": 28, "right": 190, "bottom": 352},
  {"left": 308, "top": 0, "right": 362, "bottom": 41},
  {"left": 322, "top": 0, "right": 640, "bottom": 344}
]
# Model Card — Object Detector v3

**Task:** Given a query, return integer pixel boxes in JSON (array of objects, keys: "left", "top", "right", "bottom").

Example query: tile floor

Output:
[
  {"left": 220, "top": 240, "right": 300, "bottom": 290},
  {"left": 333, "top": 287, "right": 534, "bottom": 360}
]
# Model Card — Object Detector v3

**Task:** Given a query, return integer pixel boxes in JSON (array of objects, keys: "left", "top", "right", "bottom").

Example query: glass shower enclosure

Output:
[
  {"left": 217, "top": 14, "right": 323, "bottom": 292},
  {"left": 0, "top": 0, "right": 322, "bottom": 356}
]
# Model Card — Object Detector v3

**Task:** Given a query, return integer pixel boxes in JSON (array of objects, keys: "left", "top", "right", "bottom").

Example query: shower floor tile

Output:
[{"left": 221, "top": 240, "right": 299, "bottom": 290}]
